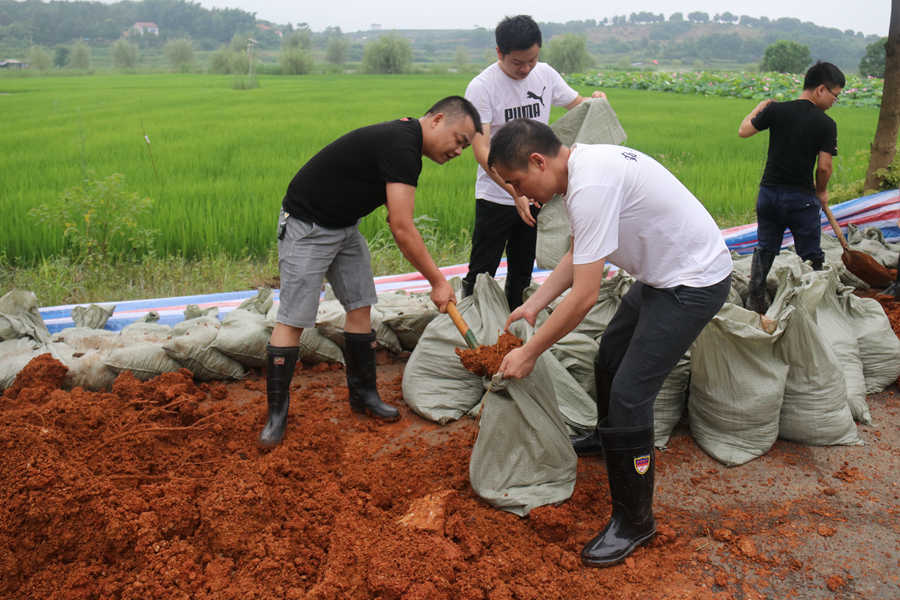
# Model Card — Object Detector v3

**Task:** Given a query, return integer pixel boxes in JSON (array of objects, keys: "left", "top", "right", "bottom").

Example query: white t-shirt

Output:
[
  {"left": 466, "top": 62, "right": 579, "bottom": 206},
  {"left": 565, "top": 144, "right": 733, "bottom": 288}
]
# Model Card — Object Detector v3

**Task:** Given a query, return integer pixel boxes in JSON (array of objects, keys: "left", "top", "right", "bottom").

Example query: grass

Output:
[{"left": 0, "top": 72, "right": 887, "bottom": 306}]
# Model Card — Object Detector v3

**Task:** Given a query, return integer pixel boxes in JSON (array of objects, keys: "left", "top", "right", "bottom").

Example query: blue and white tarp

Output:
[{"left": 38, "top": 190, "right": 900, "bottom": 334}]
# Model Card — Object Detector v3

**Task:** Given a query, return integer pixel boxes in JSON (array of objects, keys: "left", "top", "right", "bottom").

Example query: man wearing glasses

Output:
[{"left": 738, "top": 61, "right": 845, "bottom": 314}]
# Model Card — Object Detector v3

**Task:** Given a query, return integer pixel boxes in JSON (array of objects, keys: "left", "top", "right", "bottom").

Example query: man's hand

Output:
[
  {"left": 430, "top": 279, "right": 456, "bottom": 313},
  {"left": 505, "top": 301, "right": 539, "bottom": 331},
  {"left": 499, "top": 346, "right": 537, "bottom": 380},
  {"left": 514, "top": 194, "right": 540, "bottom": 227}
]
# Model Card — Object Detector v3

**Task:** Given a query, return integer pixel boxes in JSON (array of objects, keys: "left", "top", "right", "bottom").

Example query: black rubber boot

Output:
[
  {"left": 570, "top": 359, "right": 612, "bottom": 456},
  {"left": 747, "top": 248, "right": 776, "bottom": 314},
  {"left": 344, "top": 331, "right": 400, "bottom": 421},
  {"left": 259, "top": 344, "right": 299, "bottom": 448},
  {"left": 581, "top": 425, "right": 656, "bottom": 568}
]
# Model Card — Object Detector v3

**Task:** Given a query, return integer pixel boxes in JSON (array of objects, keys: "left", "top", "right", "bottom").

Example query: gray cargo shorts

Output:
[{"left": 275, "top": 210, "right": 377, "bottom": 329}]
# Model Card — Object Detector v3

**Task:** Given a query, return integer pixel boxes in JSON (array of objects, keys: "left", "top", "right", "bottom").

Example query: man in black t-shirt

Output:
[
  {"left": 738, "top": 61, "right": 844, "bottom": 314},
  {"left": 259, "top": 96, "right": 482, "bottom": 448}
]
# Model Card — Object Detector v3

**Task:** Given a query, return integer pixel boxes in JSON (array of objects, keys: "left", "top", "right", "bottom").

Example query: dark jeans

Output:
[
  {"left": 756, "top": 185, "right": 824, "bottom": 264},
  {"left": 598, "top": 275, "right": 732, "bottom": 429},
  {"left": 462, "top": 199, "right": 539, "bottom": 310}
]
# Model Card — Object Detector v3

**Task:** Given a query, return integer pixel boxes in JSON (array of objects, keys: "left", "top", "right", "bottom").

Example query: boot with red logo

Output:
[{"left": 581, "top": 425, "right": 656, "bottom": 567}]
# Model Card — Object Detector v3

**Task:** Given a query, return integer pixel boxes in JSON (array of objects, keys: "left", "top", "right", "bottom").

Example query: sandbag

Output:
[
  {"left": 105, "top": 342, "right": 182, "bottom": 381},
  {"left": 689, "top": 303, "right": 790, "bottom": 466},
  {"left": 0, "top": 289, "right": 51, "bottom": 344},
  {"left": 543, "top": 271, "right": 632, "bottom": 340},
  {"left": 71, "top": 304, "right": 115, "bottom": 329},
  {"left": 210, "top": 308, "right": 273, "bottom": 368},
  {"left": 163, "top": 317, "right": 246, "bottom": 380},
  {"left": 842, "top": 292, "right": 900, "bottom": 394},
  {"left": 119, "top": 322, "right": 173, "bottom": 344},
  {"left": 539, "top": 337, "right": 597, "bottom": 435},
  {"left": 0, "top": 338, "right": 45, "bottom": 390},
  {"left": 52, "top": 327, "right": 120, "bottom": 351},
  {"left": 376, "top": 291, "right": 438, "bottom": 351},
  {"left": 549, "top": 331, "right": 598, "bottom": 400},
  {"left": 812, "top": 273, "right": 871, "bottom": 424},
  {"left": 653, "top": 353, "right": 691, "bottom": 449},
  {"left": 238, "top": 288, "right": 274, "bottom": 315},
  {"left": 265, "top": 303, "right": 344, "bottom": 365},
  {"left": 469, "top": 321, "right": 578, "bottom": 517},
  {"left": 184, "top": 304, "right": 219, "bottom": 320},
  {"left": 774, "top": 304, "right": 860, "bottom": 446},
  {"left": 316, "top": 299, "right": 403, "bottom": 354},
  {"left": 402, "top": 273, "right": 507, "bottom": 424},
  {"left": 48, "top": 342, "right": 118, "bottom": 391}
]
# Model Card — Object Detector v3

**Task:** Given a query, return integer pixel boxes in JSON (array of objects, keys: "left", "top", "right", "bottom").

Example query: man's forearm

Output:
[
  {"left": 391, "top": 226, "right": 444, "bottom": 286},
  {"left": 815, "top": 169, "right": 831, "bottom": 194},
  {"left": 527, "top": 251, "right": 575, "bottom": 311}
]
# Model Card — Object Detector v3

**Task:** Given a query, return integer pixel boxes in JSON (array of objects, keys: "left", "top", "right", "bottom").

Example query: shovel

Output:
[
  {"left": 446, "top": 301, "right": 479, "bottom": 349},
  {"left": 821, "top": 203, "right": 894, "bottom": 288}
]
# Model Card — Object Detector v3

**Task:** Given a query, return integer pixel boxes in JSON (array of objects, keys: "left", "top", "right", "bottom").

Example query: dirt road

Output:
[{"left": 2, "top": 350, "right": 897, "bottom": 600}]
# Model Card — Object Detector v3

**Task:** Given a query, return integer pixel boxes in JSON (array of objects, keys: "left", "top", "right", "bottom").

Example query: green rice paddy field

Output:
[{"left": 1, "top": 73, "right": 882, "bottom": 265}]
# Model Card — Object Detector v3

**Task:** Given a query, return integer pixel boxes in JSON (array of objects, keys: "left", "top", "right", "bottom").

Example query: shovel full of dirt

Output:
[{"left": 821, "top": 203, "right": 893, "bottom": 288}]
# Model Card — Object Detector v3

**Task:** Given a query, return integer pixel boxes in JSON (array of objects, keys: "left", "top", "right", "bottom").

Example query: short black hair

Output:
[
  {"left": 804, "top": 61, "right": 845, "bottom": 90},
  {"left": 425, "top": 95, "right": 483, "bottom": 134},
  {"left": 488, "top": 119, "right": 562, "bottom": 171},
  {"left": 496, "top": 15, "right": 542, "bottom": 55}
]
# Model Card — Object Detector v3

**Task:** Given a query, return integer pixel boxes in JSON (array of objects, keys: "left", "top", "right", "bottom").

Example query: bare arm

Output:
[
  {"left": 738, "top": 99, "right": 773, "bottom": 138},
  {"left": 505, "top": 246, "right": 575, "bottom": 330},
  {"left": 815, "top": 151, "right": 833, "bottom": 204},
  {"left": 385, "top": 182, "right": 455, "bottom": 312},
  {"left": 471, "top": 123, "right": 541, "bottom": 227},
  {"left": 499, "top": 258, "right": 606, "bottom": 379}
]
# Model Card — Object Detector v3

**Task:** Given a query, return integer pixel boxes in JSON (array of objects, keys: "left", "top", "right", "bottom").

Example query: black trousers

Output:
[
  {"left": 462, "top": 199, "right": 538, "bottom": 310},
  {"left": 597, "top": 275, "right": 732, "bottom": 429}
]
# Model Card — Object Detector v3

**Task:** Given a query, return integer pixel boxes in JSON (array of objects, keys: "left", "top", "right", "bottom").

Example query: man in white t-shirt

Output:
[
  {"left": 488, "top": 119, "right": 732, "bottom": 569},
  {"left": 462, "top": 14, "right": 605, "bottom": 310}
]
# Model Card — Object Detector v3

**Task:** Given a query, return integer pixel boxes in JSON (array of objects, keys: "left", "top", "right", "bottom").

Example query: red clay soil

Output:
[
  {"left": 2, "top": 352, "right": 898, "bottom": 600},
  {"left": 455, "top": 332, "right": 523, "bottom": 378}
]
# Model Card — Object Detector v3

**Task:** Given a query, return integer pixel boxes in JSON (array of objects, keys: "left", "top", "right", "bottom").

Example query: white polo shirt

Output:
[
  {"left": 466, "top": 62, "right": 579, "bottom": 206},
  {"left": 565, "top": 144, "right": 732, "bottom": 288}
]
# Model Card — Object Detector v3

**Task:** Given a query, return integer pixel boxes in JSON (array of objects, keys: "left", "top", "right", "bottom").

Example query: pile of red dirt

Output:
[
  {"left": 455, "top": 332, "right": 523, "bottom": 377},
  {"left": 2, "top": 351, "right": 897, "bottom": 599}
]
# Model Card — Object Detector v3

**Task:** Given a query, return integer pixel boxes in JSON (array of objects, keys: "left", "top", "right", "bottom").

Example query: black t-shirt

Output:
[
  {"left": 751, "top": 99, "right": 837, "bottom": 192},
  {"left": 283, "top": 118, "right": 423, "bottom": 228}
]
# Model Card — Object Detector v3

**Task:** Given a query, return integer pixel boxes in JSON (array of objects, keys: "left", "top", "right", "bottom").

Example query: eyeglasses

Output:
[{"left": 824, "top": 87, "right": 840, "bottom": 102}]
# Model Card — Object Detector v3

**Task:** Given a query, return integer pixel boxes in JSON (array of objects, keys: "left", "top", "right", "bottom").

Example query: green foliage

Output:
[
  {"left": 280, "top": 47, "right": 312, "bottom": 75},
  {"left": 453, "top": 47, "right": 469, "bottom": 69},
  {"left": 2, "top": 74, "right": 882, "bottom": 264},
  {"left": 568, "top": 70, "right": 883, "bottom": 107},
  {"left": 53, "top": 46, "right": 70, "bottom": 68},
  {"left": 326, "top": 37, "right": 348, "bottom": 65},
  {"left": 28, "top": 173, "right": 157, "bottom": 265},
  {"left": 363, "top": 35, "right": 412, "bottom": 74},
  {"left": 859, "top": 38, "right": 887, "bottom": 77},
  {"left": 283, "top": 30, "right": 311, "bottom": 51},
  {"left": 68, "top": 41, "right": 91, "bottom": 70},
  {"left": 25, "top": 46, "right": 51, "bottom": 71},
  {"left": 544, "top": 34, "right": 593, "bottom": 74},
  {"left": 164, "top": 38, "right": 195, "bottom": 72},
  {"left": 111, "top": 39, "right": 138, "bottom": 70},
  {"left": 760, "top": 40, "right": 811, "bottom": 74}
]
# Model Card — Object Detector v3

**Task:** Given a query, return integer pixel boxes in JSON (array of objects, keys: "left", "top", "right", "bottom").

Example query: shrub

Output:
[
  {"left": 760, "top": 40, "right": 810, "bottom": 74},
  {"left": 164, "top": 39, "right": 195, "bottom": 72},
  {"left": 859, "top": 38, "right": 887, "bottom": 78},
  {"left": 363, "top": 35, "right": 412, "bottom": 74},
  {"left": 68, "top": 41, "right": 92, "bottom": 70},
  {"left": 544, "top": 34, "right": 593, "bottom": 74},
  {"left": 29, "top": 174, "right": 157, "bottom": 265},
  {"left": 111, "top": 39, "right": 138, "bottom": 70},
  {"left": 25, "top": 46, "right": 52, "bottom": 71}
]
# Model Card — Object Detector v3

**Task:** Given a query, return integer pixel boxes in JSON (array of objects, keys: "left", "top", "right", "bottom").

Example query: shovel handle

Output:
[
  {"left": 447, "top": 302, "right": 479, "bottom": 349},
  {"left": 821, "top": 202, "right": 849, "bottom": 251}
]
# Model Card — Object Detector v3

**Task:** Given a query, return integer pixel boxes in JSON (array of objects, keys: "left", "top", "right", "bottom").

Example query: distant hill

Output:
[{"left": 0, "top": 1, "right": 880, "bottom": 72}]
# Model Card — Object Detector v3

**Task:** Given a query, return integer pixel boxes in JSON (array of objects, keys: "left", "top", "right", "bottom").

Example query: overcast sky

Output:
[{"left": 192, "top": 0, "right": 888, "bottom": 36}]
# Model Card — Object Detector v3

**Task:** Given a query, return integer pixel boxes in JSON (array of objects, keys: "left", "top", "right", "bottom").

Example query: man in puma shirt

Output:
[{"left": 462, "top": 14, "right": 605, "bottom": 310}]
